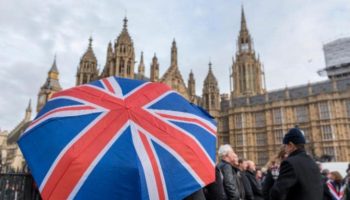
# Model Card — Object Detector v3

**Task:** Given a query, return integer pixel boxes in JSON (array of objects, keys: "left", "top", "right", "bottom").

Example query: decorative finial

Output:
[
  {"left": 123, "top": 16, "right": 128, "bottom": 29},
  {"left": 89, "top": 36, "right": 93, "bottom": 48}
]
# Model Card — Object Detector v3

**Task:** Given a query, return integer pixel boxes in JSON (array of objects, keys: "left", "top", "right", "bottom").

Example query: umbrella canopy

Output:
[{"left": 18, "top": 76, "right": 217, "bottom": 200}]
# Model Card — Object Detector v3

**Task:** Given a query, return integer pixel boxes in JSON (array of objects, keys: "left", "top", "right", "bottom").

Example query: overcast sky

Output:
[{"left": 1, "top": 0, "right": 350, "bottom": 131}]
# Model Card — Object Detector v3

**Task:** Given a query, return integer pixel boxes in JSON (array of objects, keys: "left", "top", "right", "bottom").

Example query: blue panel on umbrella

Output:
[
  {"left": 75, "top": 127, "right": 144, "bottom": 199},
  {"left": 36, "top": 98, "right": 83, "bottom": 119},
  {"left": 18, "top": 112, "right": 102, "bottom": 186},
  {"left": 170, "top": 121, "right": 216, "bottom": 162},
  {"left": 88, "top": 79, "right": 105, "bottom": 89},
  {"left": 115, "top": 77, "right": 147, "bottom": 96},
  {"left": 151, "top": 140, "right": 201, "bottom": 200},
  {"left": 148, "top": 92, "right": 216, "bottom": 126}
]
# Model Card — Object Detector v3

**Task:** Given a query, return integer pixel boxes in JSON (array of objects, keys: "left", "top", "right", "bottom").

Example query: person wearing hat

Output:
[{"left": 270, "top": 128, "right": 323, "bottom": 200}]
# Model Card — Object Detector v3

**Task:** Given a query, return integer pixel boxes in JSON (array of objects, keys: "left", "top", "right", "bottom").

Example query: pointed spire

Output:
[
  {"left": 188, "top": 69, "right": 196, "bottom": 98},
  {"left": 116, "top": 17, "right": 133, "bottom": 45},
  {"left": 171, "top": 39, "right": 178, "bottom": 67},
  {"left": 150, "top": 52, "right": 159, "bottom": 82},
  {"left": 107, "top": 41, "right": 113, "bottom": 55},
  {"left": 189, "top": 69, "right": 195, "bottom": 81},
  {"left": 138, "top": 51, "right": 145, "bottom": 76},
  {"left": 24, "top": 99, "right": 32, "bottom": 121},
  {"left": 241, "top": 5, "right": 248, "bottom": 32},
  {"left": 82, "top": 37, "right": 97, "bottom": 61},
  {"left": 26, "top": 99, "right": 32, "bottom": 113},
  {"left": 140, "top": 51, "right": 144, "bottom": 64},
  {"left": 49, "top": 55, "right": 58, "bottom": 73},
  {"left": 152, "top": 52, "right": 158, "bottom": 62},
  {"left": 205, "top": 61, "right": 217, "bottom": 84}
]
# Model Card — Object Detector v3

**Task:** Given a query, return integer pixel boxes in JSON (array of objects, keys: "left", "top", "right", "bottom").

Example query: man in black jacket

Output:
[
  {"left": 270, "top": 128, "right": 323, "bottom": 200},
  {"left": 217, "top": 144, "right": 243, "bottom": 200},
  {"left": 238, "top": 159, "right": 254, "bottom": 200},
  {"left": 246, "top": 160, "right": 264, "bottom": 200}
]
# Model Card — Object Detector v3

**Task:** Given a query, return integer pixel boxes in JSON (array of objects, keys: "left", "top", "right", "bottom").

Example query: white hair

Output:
[{"left": 218, "top": 144, "right": 233, "bottom": 159}]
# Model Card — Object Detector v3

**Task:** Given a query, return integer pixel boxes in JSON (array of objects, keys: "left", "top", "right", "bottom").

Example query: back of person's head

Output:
[
  {"left": 321, "top": 169, "right": 330, "bottom": 177},
  {"left": 283, "top": 128, "right": 306, "bottom": 149},
  {"left": 246, "top": 160, "right": 256, "bottom": 171},
  {"left": 218, "top": 144, "right": 233, "bottom": 159},
  {"left": 330, "top": 171, "right": 343, "bottom": 183}
]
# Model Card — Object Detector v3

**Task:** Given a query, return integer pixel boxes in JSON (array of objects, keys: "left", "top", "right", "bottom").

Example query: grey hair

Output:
[{"left": 218, "top": 144, "right": 233, "bottom": 159}]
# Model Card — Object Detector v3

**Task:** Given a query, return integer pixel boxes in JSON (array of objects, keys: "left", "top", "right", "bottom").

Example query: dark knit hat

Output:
[{"left": 282, "top": 128, "right": 306, "bottom": 144}]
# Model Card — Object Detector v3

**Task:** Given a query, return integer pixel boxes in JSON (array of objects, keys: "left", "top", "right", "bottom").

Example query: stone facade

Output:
[
  {"left": 6, "top": 8, "right": 350, "bottom": 170},
  {"left": 218, "top": 8, "right": 350, "bottom": 166},
  {"left": 219, "top": 78, "right": 350, "bottom": 166}
]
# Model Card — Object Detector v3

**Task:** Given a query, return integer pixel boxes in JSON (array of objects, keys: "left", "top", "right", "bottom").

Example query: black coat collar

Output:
[{"left": 288, "top": 148, "right": 305, "bottom": 157}]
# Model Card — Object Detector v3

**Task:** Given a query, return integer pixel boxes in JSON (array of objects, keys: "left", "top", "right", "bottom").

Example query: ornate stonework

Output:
[
  {"left": 101, "top": 17, "right": 135, "bottom": 79},
  {"left": 232, "top": 7, "right": 265, "bottom": 97},
  {"left": 202, "top": 62, "right": 220, "bottom": 118},
  {"left": 160, "top": 40, "right": 190, "bottom": 100},
  {"left": 218, "top": 7, "right": 350, "bottom": 165},
  {"left": 76, "top": 37, "right": 99, "bottom": 85}
]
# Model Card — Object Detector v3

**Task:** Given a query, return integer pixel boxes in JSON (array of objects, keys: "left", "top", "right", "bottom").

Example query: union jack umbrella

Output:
[{"left": 18, "top": 76, "right": 217, "bottom": 200}]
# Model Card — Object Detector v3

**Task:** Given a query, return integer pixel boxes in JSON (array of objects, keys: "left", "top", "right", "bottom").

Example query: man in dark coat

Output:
[
  {"left": 238, "top": 159, "right": 254, "bottom": 200},
  {"left": 217, "top": 144, "right": 242, "bottom": 200},
  {"left": 246, "top": 160, "right": 264, "bottom": 200},
  {"left": 270, "top": 128, "right": 323, "bottom": 200}
]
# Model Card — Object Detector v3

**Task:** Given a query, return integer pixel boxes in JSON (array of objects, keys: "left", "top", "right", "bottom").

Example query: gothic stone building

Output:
[
  {"left": 218, "top": 8, "right": 350, "bottom": 166},
  {"left": 8, "top": 8, "right": 350, "bottom": 170}
]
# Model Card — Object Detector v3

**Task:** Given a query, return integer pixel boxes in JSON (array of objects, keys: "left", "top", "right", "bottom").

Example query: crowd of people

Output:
[{"left": 185, "top": 128, "right": 350, "bottom": 200}]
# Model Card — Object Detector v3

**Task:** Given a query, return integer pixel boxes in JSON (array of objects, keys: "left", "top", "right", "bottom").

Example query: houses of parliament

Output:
[{"left": 3, "top": 8, "right": 350, "bottom": 171}]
